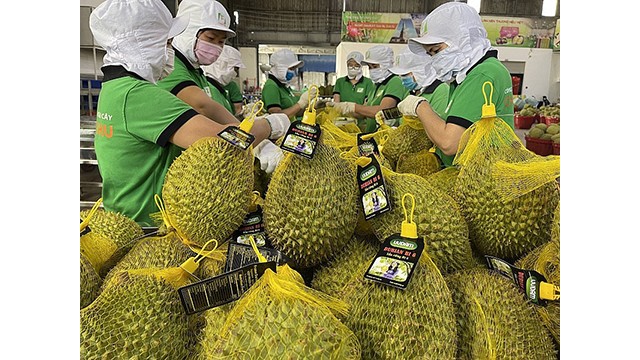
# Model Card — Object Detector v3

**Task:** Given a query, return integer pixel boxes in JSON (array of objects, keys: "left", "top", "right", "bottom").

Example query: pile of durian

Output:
[{"left": 80, "top": 108, "right": 560, "bottom": 359}]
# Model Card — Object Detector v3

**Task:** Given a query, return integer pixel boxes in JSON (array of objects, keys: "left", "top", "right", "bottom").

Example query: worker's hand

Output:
[
  {"left": 296, "top": 87, "right": 318, "bottom": 109},
  {"left": 398, "top": 95, "right": 427, "bottom": 117},
  {"left": 331, "top": 102, "right": 356, "bottom": 116},
  {"left": 375, "top": 110, "right": 399, "bottom": 127},
  {"left": 314, "top": 98, "right": 330, "bottom": 110},
  {"left": 253, "top": 140, "right": 284, "bottom": 174},
  {"left": 262, "top": 113, "right": 291, "bottom": 139}
]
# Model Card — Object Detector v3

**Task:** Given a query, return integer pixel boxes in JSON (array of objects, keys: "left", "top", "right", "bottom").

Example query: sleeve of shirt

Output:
[
  {"left": 261, "top": 80, "right": 282, "bottom": 110},
  {"left": 226, "top": 81, "right": 244, "bottom": 103},
  {"left": 124, "top": 84, "right": 197, "bottom": 147},
  {"left": 156, "top": 65, "right": 198, "bottom": 96},
  {"left": 445, "top": 72, "right": 489, "bottom": 129},
  {"left": 382, "top": 76, "right": 407, "bottom": 104},
  {"left": 428, "top": 82, "right": 451, "bottom": 118}
]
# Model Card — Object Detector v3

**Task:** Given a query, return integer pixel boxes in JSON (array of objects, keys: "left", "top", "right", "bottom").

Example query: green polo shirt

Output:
[
  {"left": 437, "top": 50, "right": 515, "bottom": 167},
  {"left": 225, "top": 80, "right": 244, "bottom": 104},
  {"left": 333, "top": 75, "right": 375, "bottom": 104},
  {"left": 94, "top": 66, "right": 198, "bottom": 226},
  {"left": 157, "top": 47, "right": 214, "bottom": 100},
  {"left": 205, "top": 76, "right": 235, "bottom": 114},
  {"left": 261, "top": 74, "right": 301, "bottom": 120},
  {"left": 361, "top": 74, "right": 408, "bottom": 132}
]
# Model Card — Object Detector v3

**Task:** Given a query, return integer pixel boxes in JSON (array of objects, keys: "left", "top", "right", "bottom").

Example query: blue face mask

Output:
[
  {"left": 401, "top": 75, "right": 418, "bottom": 90},
  {"left": 285, "top": 70, "right": 296, "bottom": 81}
]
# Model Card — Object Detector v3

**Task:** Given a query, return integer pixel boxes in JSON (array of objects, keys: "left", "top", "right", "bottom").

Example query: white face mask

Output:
[
  {"left": 219, "top": 68, "right": 236, "bottom": 85},
  {"left": 431, "top": 46, "right": 469, "bottom": 83},
  {"left": 159, "top": 46, "right": 175, "bottom": 81},
  {"left": 347, "top": 66, "right": 362, "bottom": 80},
  {"left": 369, "top": 67, "right": 389, "bottom": 83}
]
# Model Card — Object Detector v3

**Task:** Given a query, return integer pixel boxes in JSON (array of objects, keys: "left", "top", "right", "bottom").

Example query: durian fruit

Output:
[
  {"left": 162, "top": 136, "right": 254, "bottom": 247},
  {"left": 454, "top": 118, "right": 559, "bottom": 261},
  {"left": 395, "top": 149, "right": 442, "bottom": 179},
  {"left": 427, "top": 166, "right": 460, "bottom": 200},
  {"left": 339, "top": 122, "right": 363, "bottom": 134},
  {"left": 264, "top": 137, "right": 359, "bottom": 268},
  {"left": 80, "top": 268, "right": 192, "bottom": 360},
  {"left": 516, "top": 203, "right": 560, "bottom": 345},
  {"left": 312, "top": 238, "right": 457, "bottom": 360},
  {"left": 203, "top": 264, "right": 361, "bottom": 359},
  {"left": 446, "top": 268, "right": 557, "bottom": 360},
  {"left": 101, "top": 233, "right": 194, "bottom": 288},
  {"left": 80, "top": 253, "right": 102, "bottom": 309},
  {"left": 380, "top": 117, "right": 433, "bottom": 170},
  {"left": 80, "top": 208, "right": 144, "bottom": 277},
  {"left": 369, "top": 168, "right": 474, "bottom": 274}
]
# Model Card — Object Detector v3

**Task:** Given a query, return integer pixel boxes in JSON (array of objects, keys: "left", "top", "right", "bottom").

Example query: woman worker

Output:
[
  {"left": 332, "top": 51, "right": 375, "bottom": 105},
  {"left": 202, "top": 45, "right": 246, "bottom": 117},
  {"left": 89, "top": 0, "right": 289, "bottom": 226},
  {"left": 398, "top": 2, "right": 514, "bottom": 167}
]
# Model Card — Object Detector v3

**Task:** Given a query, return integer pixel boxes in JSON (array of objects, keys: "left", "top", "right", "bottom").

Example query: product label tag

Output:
[
  {"left": 357, "top": 154, "right": 391, "bottom": 220},
  {"left": 485, "top": 255, "right": 548, "bottom": 306},
  {"left": 178, "top": 261, "right": 276, "bottom": 315},
  {"left": 280, "top": 120, "right": 321, "bottom": 159},
  {"left": 231, "top": 206, "right": 269, "bottom": 246},
  {"left": 224, "top": 241, "right": 286, "bottom": 273},
  {"left": 364, "top": 233, "right": 423, "bottom": 290},
  {"left": 217, "top": 126, "right": 255, "bottom": 150},
  {"left": 357, "top": 134, "right": 380, "bottom": 157},
  {"left": 80, "top": 218, "right": 91, "bottom": 237},
  {"left": 381, "top": 107, "right": 403, "bottom": 120}
]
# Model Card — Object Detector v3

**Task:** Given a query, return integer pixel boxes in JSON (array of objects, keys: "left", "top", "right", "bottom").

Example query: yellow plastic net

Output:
[
  {"left": 203, "top": 263, "right": 361, "bottom": 359},
  {"left": 452, "top": 81, "right": 560, "bottom": 260},
  {"left": 380, "top": 116, "right": 434, "bottom": 170}
]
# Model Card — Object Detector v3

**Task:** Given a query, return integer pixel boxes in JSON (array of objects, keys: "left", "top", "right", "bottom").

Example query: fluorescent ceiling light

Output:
[
  {"left": 234, "top": 10, "right": 239, "bottom": 25},
  {"left": 542, "top": 0, "right": 557, "bottom": 16},
  {"left": 467, "top": 0, "right": 481, "bottom": 13}
]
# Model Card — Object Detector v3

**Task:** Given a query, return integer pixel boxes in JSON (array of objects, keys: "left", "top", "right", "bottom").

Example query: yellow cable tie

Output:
[
  {"left": 248, "top": 235, "right": 267, "bottom": 263},
  {"left": 180, "top": 238, "right": 219, "bottom": 275},
  {"left": 239, "top": 100, "right": 264, "bottom": 133},
  {"left": 539, "top": 282, "right": 560, "bottom": 301},
  {"left": 80, "top": 197, "right": 103, "bottom": 233},
  {"left": 400, "top": 193, "right": 418, "bottom": 239},
  {"left": 481, "top": 81, "right": 496, "bottom": 119}
]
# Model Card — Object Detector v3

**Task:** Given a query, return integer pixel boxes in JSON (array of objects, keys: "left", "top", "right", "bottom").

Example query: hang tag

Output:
[
  {"left": 224, "top": 241, "right": 286, "bottom": 273},
  {"left": 358, "top": 154, "right": 391, "bottom": 220},
  {"left": 485, "top": 255, "right": 548, "bottom": 306},
  {"left": 217, "top": 126, "right": 255, "bottom": 150},
  {"left": 381, "top": 107, "right": 402, "bottom": 120},
  {"left": 364, "top": 234, "right": 423, "bottom": 290},
  {"left": 177, "top": 261, "right": 277, "bottom": 315},
  {"left": 280, "top": 120, "right": 321, "bottom": 159},
  {"left": 231, "top": 206, "right": 269, "bottom": 246},
  {"left": 357, "top": 134, "right": 380, "bottom": 157},
  {"left": 80, "top": 218, "right": 91, "bottom": 237}
]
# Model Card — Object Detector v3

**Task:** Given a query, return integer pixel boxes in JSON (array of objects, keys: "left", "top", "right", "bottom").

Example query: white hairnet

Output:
[
  {"left": 346, "top": 51, "right": 364, "bottom": 65},
  {"left": 172, "top": 0, "right": 235, "bottom": 68},
  {"left": 202, "top": 46, "right": 245, "bottom": 82},
  {"left": 388, "top": 50, "right": 437, "bottom": 88},
  {"left": 90, "top": 0, "right": 188, "bottom": 84},
  {"left": 408, "top": 2, "right": 492, "bottom": 83},
  {"left": 362, "top": 45, "right": 394, "bottom": 70}
]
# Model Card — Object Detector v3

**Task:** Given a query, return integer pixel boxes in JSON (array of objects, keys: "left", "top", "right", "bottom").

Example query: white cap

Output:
[
  {"left": 346, "top": 51, "right": 364, "bottom": 65},
  {"left": 408, "top": 2, "right": 484, "bottom": 55},
  {"left": 269, "top": 49, "right": 304, "bottom": 69},
  {"left": 362, "top": 45, "right": 394, "bottom": 69},
  {"left": 90, "top": 0, "right": 188, "bottom": 84},
  {"left": 389, "top": 51, "right": 427, "bottom": 76}
]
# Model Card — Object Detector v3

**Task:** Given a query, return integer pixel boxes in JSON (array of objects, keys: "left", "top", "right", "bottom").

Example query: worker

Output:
[
  {"left": 388, "top": 50, "right": 450, "bottom": 118},
  {"left": 398, "top": 2, "right": 515, "bottom": 167},
  {"left": 331, "top": 45, "right": 408, "bottom": 133},
  {"left": 158, "top": 0, "right": 284, "bottom": 176},
  {"left": 332, "top": 51, "right": 375, "bottom": 105},
  {"left": 202, "top": 45, "right": 246, "bottom": 117},
  {"left": 262, "top": 49, "right": 317, "bottom": 120},
  {"left": 89, "top": 0, "right": 290, "bottom": 226}
]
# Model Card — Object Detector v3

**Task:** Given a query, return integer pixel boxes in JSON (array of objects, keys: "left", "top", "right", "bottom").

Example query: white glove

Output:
[
  {"left": 332, "top": 102, "right": 356, "bottom": 116},
  {"left": 262, "top": 113, "right": 291, "bottom": 140},
  {"left": 314, "top": 98, "right": 330, "bottom": 109},
  {"left": 296, "top": 87, "right": 319, "bottom": 109},
  {"left": 253, "top": 140, "right": 284, "bottom": 174},
  {"left": 398, "top": 95, "right": 427, "bottom": 117}
]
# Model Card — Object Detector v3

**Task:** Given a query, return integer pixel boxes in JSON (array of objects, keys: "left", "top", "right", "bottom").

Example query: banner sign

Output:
[{"left": 341, "top": 11, "right": 558, "bottom": 49}]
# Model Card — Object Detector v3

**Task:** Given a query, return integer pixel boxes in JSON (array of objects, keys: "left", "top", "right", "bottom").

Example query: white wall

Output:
[
  {"left": 238, "top": 47, "right": 258, "bottom": 93},
  {"left": 335, "top": 42, "right": 560, "bottom": 102}
]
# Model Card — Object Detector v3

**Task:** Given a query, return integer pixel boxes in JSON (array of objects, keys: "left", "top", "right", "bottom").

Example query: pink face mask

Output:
[{"left": 194, "top": 39, "right": 223, "bottom": 65}]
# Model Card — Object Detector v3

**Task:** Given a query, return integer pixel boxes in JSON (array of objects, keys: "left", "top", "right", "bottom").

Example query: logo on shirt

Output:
[
  {"left": 357, "top": 88, "right": 364, "bottom": 93},
  {"left": 204, "top": 87, "right": 212, "bottom": 97},
  {"left": 376, "top": 90, "right": 384, "bottom": 97},
  {"left": 96, "top": 122, "right": 113, "bottom": 139}
]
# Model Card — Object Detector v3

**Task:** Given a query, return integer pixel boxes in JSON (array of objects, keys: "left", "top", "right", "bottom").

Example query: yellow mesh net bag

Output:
[
  {"left": 80, "top": 198, "right": 144, "bottom": 277},
  {"left": 201, "top": 246, "right": 361, "bottom": 359},
  {"left": 395, "top": 148, "right": 442, "bottom": 179},
  {"left": 453, "top": 82, "right": 560, "bottom": 261},
  {"left": 380, "top": 115, "right": 435, "bottom": 170},
  {"left": 426, "top": 166, "right": 461, "bottom": 200}
]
